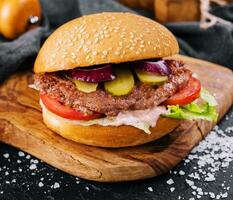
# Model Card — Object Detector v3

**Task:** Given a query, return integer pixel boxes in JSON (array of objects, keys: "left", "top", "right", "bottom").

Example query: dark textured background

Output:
[{"left": 0, "top": 0, "right": 233, "bottom": 199}]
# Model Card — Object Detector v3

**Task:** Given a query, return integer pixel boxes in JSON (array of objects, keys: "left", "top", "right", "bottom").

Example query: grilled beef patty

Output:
[{"left": 34, "top": 60, "right": 192, "bottom": 116}]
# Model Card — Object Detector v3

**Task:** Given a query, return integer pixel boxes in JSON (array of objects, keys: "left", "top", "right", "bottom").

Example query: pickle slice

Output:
[
  {"left": 135, "top": 69, "right": 168, "bottom": 85},
  {"left": 104, "top": 67, "right": 134, "bottom": 96},
  {"left": 74, "top": 80, "right": 98, "bottom": 93}
]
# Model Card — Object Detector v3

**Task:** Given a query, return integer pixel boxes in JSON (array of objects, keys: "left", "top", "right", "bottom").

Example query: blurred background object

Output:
[
  {"left": 118, "top": 0, "right": 154, "bottom": 10},
  {"left": 154, "top": 0, "right": 200, "bottom": 23},
  {"left": 0, "top": 0, "right": 41, "bottom": 39},
  {"left": 118, "top": 0, "right": 233, "bottom": 23}
]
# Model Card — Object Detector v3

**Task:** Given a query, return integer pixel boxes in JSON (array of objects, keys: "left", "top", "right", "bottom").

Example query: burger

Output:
[{"left": 33, "top": 12, "right": 218, "bottom": 147}]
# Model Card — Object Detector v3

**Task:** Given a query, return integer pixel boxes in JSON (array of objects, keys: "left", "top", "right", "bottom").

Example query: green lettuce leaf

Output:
[{"left": 163, "top": 88, "right": 218, "bottom": 122}]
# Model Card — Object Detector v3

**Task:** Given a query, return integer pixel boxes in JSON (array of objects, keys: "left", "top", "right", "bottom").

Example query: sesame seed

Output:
[
  {"left": 129, "top": 47, "right": 134, "bottom": 50},
  {"left": 71, "top": 55, "right": 77, "bottom": 59},
  {"left": 85, "top": 55, "right": 90, "bottom": 60},
  {"left": 102, "top": 51, "right": 108, "bottom": 56},
  {"left": 94, "top": 38, "right": 99, "bottom": 43}
]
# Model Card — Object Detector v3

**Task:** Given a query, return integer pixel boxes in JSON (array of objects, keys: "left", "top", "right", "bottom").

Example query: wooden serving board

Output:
[{"left": 0, "top": 55, "right": 232, "bottom": 182}]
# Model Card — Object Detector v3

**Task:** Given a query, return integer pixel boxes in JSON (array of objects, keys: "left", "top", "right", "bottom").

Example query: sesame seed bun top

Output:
[{"left": 34, "top": 12, "right": 179, "bottom": 73}]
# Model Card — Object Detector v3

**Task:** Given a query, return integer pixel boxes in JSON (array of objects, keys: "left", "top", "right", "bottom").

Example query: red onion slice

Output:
[
  {"left": 70, "top": 64, "right": 116, "bottom": 83},
  {"left": 136, "top": 60, "right": 171, "bottom": 76}
]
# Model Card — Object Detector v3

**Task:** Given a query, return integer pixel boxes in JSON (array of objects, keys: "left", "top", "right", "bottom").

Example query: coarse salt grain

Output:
[
  {"left": 3, "top": 153, "right": 9, "bottom": 159},
  {"left": 170, "top": 187, "right": 175, "bottom": 192},
  {"left": 18, "top": 151, "right": 25, "bottom": 157},
  {"left": 166, "top": 178, "right": 174, "bottom": 185},
  {"left": 38, "top": 182, "right": 44, "bottom": 187},
  {"left": 148, "top": 187, "right": 153, "bottom": 192},
  {"left": 29, "top": 164, "right": 37, "bottom": 170},
  {"left": 179, "top": 170, "right": 185, "bottom": 175},
  {"left": 53, "top": 182, "right": 60, "bottom": 189},
  {"left": 180, "top": 124, "right": 233, "bottom": 199}
]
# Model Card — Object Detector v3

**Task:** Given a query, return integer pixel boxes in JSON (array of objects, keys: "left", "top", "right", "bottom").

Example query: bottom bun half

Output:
[{"left": 42, "top": 105, "right": 180, "bottom": 148}]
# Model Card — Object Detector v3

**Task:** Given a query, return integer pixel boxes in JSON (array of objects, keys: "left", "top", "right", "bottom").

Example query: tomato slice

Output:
[
  {"left": 40, "top": 94, "right": 103, "bottom": 120},
  {"left": 164, "top": 77, "right": 201, "bottom": 106}
]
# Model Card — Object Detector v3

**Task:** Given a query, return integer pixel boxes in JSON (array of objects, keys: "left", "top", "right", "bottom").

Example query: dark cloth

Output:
[{"left": 0, "top": 0, "right": 232, "bottom": 82}]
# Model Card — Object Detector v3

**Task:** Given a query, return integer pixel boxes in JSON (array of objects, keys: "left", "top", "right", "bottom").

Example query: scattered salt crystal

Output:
[
  {"left": 225, "top": 126, "right": 233, "bottom": 133},
  {"left": 3, "top": 153, "right": 9, "bottom": 158},
  {"left": 209, "top": 192, "right": 215, "bottom": 199},
  {"left": 185, "top": 179, "right": 194, "bottom": 186},
  {"left": 166, "top": 178, "right": 174, "bottom": 185},
  {"left": 38, "top": 182, "right": 44, "bottom": 187},
  {"left": 179, "top": 170, "right": 185, "bottom": 175},
  {"left": 188, "top": 172, "right": 200, "bottom": 180},
  {"left": 204, "top": 173, "right": 215, "bottom": 182},
  {"left": 148, "top": 187, "right": 153, "bottom": 192},
  {"left": 180, "top": 124, "right": 233, "bottom": 199},
  {"left": 170, "top": 187, "right": 175, "bottom": 192},
  {"left": 29, "top": 164, "right": 37, "bottom": 170},
  {"left": 191, "top": 185, "right": 197, "bottom": 190},
  {"left": 33, "top": 159, "right": 39, "bottom": 164},
  {"left": 85, "top": 186, "right": 89, "bottom": 191},
  {"left": 53, "top": 182, "right": 60, "bottom": 189},
  {"left": 221, "top": 192, "right": 228, "bottom": 198},
  {"left": 18, "top": 151, "right": 25, "bottom": 157}
]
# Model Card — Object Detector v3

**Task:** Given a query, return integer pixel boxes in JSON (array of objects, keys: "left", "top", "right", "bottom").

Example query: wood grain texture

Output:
[{"left": 0, "top": 55, "right": 232, "bottom": 182}]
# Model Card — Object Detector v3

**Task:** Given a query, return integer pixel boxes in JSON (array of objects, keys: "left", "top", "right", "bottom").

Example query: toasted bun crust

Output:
[
  {"left": 34, "top": 12, "right": 179, "bottom": 73},
  {"left": 42, "top": 102, "right": 180, "bottom": 148}
]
